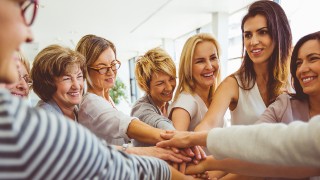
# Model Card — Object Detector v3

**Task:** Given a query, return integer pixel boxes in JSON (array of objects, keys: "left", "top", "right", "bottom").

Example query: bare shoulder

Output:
[{"left": 216, "top": 76, "right": 239, "bottom": 93}]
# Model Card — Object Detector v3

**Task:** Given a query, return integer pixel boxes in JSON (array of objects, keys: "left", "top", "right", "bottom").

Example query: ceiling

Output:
[{"left": 28, "top": 0, "right": 256, "bottom": 61}]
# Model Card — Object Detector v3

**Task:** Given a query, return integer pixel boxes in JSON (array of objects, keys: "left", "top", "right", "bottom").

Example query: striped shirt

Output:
[{"left": 0, "top": 89, "right": 170, "bottom": 180}]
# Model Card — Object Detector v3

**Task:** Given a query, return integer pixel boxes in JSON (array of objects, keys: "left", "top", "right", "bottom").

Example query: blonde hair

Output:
[
  {"left": 135, "top": 47, "right": 176, "bottom": 93},
  {"left": 17, "top": 52, "right": 31, "bottom": 75},
  {"left": 31, "top": 44, "right": 86, "bottom": 101},
  {"left": 174, "top": 33, "right": 221, "bottom": 103}
]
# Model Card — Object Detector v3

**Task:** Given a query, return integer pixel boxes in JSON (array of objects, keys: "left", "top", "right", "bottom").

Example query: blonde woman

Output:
[{"left": 169, "top": 33, "right": 221, "bottom": 132}]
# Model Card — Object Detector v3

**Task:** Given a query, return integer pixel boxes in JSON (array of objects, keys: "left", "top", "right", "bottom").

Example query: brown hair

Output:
[{"left": 31, "top": 44, "right": 86, "bottom": 101}]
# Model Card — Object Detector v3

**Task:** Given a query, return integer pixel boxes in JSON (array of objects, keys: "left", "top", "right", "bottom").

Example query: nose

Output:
[
  {"left": 164, "top": 81, "right": 173, "bottom": 91},
  {"left": 250, "top": 34, "right": 259, "bottom": 46},
  {"left": 205, "top": 59, "right": 213, "bottom": 69},
  {"left": 71, "top": 78, "right": 81, "bottom": 90},
  {"left": 17, "top": 78, "right": 28, "bottom": 91},
  {"left": 297, "top": 61, "right": 310, "bottom": 74},
  {"left": 25, "top": 24, "right": 34, "bottom": 43}
]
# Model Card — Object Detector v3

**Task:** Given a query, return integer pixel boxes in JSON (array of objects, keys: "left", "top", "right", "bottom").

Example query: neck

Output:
[
  {"left": 152, "top": 97, "right": 167, "bottom": 112},
  {"left": 254, "top": 62, "right": 268, "bottom": 79},
  {"left": 58, "top": 103, "right": 76, "bottom": 120},
  {"left": 88, "top": 87, "right": 109, "bottom": 100},
  {"left": 309, "top": 95, "right": 320, "bottom": 117},
  {"left": 194, "top": 85, "right": 211, "bottom": 106}
]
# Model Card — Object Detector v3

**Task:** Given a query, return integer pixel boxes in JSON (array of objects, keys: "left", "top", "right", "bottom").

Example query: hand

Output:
[
  {"left": 157, "top": 130, "right": 207, "bottom": 148},
  {"left": 130, "top": 146, "right": 192, "bottom": 163}
]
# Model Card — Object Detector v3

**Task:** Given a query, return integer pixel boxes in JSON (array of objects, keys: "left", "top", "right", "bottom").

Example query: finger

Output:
[
  {"left": 207, "top": 171, "right": 228, "bottom": 179},
  {"left": 171, "top": 152, "right": 192, "bottom": 162},
  {"left": 183, "top": 148, "right": 194, "bottom": 157},
  {"left": 179, "top": 162, "right": 186, "bottom": 174},
  {"left": 192, "top": 146, "right": 201, "bottom": 160},
  {"left": 156, "top": 140, "right": 172, "bottom": 148},
  {"left": 171, "top": 147, "right": 180, "bottom": 153},
  {"left": 198, "top": 146, "right": 207, "bottom": 159},
  {"left": 193, "top": 159, "right": 199, "bottom": 164},
  {"left": 160, "top": 132, "right": 175, "bottom": 140},
  {"left": 166, "top": 155, "right": 183, "bottom": 163}
]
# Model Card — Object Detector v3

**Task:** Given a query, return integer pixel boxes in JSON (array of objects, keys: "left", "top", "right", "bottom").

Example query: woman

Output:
[
  {"left": 195, "top": 0, "right": 292, "bottom": 130},
  {"left": 257, "top": 31, "right": 320, "bottom": 125},
  {"left": 157, "top": 31, "right": 320, "bottom": 178},
  {"left": 0, "top": 1, "right": 191, "bottom": 179},
  {"left": 5, "top": 52, "right": 32, "bottom": 98},
  {"left": 131, "top": 47, "right": 176, "bottom": 147},
  {"left": 169, "top": 33, "right": 221, "bottom": 131},
  {"left": 31, "top": 44, "right": 85, "bottom": 121}
]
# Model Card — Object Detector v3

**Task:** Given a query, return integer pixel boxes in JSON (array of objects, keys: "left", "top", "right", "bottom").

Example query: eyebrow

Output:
[
  {"left": 307, "top": 53, "right": 320, "bottom": 58},
  {"left": 244, "top": 27, "right": 268, "bottom": 33}
]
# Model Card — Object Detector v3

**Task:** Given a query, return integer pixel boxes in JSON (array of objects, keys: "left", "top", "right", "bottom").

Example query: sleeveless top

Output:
[{"left": 230, "top": 75, "right": 266, "bottom": 125}]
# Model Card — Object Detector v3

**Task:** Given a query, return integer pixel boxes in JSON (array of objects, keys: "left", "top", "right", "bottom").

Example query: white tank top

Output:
[{"left": 230, "top": 75, "right": 266, "bottom": 125}]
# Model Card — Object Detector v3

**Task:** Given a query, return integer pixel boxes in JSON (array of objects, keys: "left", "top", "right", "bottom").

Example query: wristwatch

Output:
[{"left": 122, "top": 143, "right": 129, "bottom": 152}]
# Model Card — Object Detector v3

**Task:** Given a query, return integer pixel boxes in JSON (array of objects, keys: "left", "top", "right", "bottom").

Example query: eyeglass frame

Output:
[
  {"left": 88, "top": 60, "right": 121, "bottom": 75},
  {"left": 19, "top": 74, "right": 33, "bottom": 87},
  {"left": 21, "top": 0, "right": 39, "bottom": 26}
]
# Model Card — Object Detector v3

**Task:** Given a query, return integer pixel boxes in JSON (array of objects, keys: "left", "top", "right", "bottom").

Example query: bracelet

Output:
[{"left": 122, "top": 143, "right": 129, "bottom": 152}]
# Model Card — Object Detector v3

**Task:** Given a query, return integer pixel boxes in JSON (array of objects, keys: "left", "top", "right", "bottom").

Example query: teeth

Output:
[
  {"left": 69, "top": 92, "right": 80, "bottom": 96},
  {"left": 302, "top": 77, "right": 315, "bottom": 83},
  {"left": 203, "top": 72, "right": 213, "bottom": 77},
  {"left": 252, "top": 49, "right": 261, "bottom": 53}
]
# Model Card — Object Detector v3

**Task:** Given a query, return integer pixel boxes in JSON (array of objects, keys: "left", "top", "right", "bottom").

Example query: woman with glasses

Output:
[
  {"left": 0, "top": 1, "right": 192, "bottom": 179},
  {"left": 5, "top": 52, "right": 32, "bottom": 98},
  {"left": 31, "top": 44, "right": 85, "bottom": 121}
]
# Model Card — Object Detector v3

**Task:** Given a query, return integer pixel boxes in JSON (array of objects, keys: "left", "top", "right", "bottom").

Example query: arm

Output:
[
  {"left": 195, "top": 76, "right": 238, "bottom": 131},
  {"left": 127, "top": 119, "right": 166, "bottom": 144},
  {"left": 207, "top": 117, "right": 320, "bottom": 167},
  {"left": 186, "top": 156, "right": 320, "bottom": 178},
  {"left": 171, "top": 108, "right": 191, "bottom": 131},
  {"left": 131, "top": 99, "right": 175, "bottom": 130},
  {"left": 0, "top": 91, "right": 173, "bottom": 179}
]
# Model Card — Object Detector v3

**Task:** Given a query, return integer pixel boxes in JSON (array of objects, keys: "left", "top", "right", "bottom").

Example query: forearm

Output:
[
  {"left": 210, "top": 158, "right": 320, "bottom": 178},
  {"left": 127, "top": 119, "right": 165, "bottom": 144}
]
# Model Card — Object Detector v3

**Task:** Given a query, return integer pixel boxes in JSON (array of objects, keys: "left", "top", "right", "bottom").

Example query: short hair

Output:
[
  {"left": 75, "top": 34, "right": 116, "bottom": 89},
  {"left": 135, "top": 47, "right": 176, "bottom": 93},
  {"left": 174, "top": 33, "right": 221, "bottom": 102},
  {"left": 238, "top": 0, "right": 292, "bottom": 105},
  {"left": 290, "top": 31, "right": 320, "bottom": 100},
  {"left": 31, "top": 44, "right": 86, "bottom": 101}
]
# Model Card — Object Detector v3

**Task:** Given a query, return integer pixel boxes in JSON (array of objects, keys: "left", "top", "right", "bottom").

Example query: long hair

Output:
[
  {"left": 237, "top": 0, "right": 292, "bottom": 105},
  {"left": 174, "top": 33, "right": 221, "bottom": 103},
  {"left": 290, "top": 31, "right": 320, "bottom": 100}
]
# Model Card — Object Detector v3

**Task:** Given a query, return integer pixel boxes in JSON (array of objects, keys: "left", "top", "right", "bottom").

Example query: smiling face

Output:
[
  {"left": 243, "top": 14, "right": 275, "bottom": 65},
  {"left": 192, "top": 41, "right": 219, "bottom": 90},
  {"left": 52, "top": 64, "right": 84, "bottom": 109},
  {"left": 6, "top": 62, "right": 30, "bottom": 97},
  {"left": 149, "top": 72, "right": 176, "bottom": 107},
  {"left": 296, "top": 40, "right": 320, "bottom": 97},
  {"left": 0, "top": 0, "right": 33, "bottom": 83},
  {"left": 88, "top": 48, "right": 117, "bottom": 92}
]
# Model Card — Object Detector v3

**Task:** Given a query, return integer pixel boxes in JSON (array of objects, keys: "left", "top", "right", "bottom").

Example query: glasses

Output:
[
  {"left": 88, "top": 60, "right": 121, "bottom": 75},
  {"left": 21, "top": 0, "right": 39, "bottom": 26},
  {"left": 20, "top": 74, "right": 33, "bottom": 87}
]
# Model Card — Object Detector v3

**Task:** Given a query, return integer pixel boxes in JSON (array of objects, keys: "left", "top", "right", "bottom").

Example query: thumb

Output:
[
  {"left": 160, "top": 131, "right": 175, "bottom": 140},
  {"left": 156, "top": 140, "right": 172, "bottom": 148}
]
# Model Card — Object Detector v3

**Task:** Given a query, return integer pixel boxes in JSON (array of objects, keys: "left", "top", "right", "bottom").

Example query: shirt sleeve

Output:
[
  {"left": 78, "top": 93, "right": 134, "bottom": 141},
  {"left": 131, "top": 101, "right": 175, "bottom": 130},
  {"left": 0, "top": 89, "right": 171, "bottom": 180},
  {"left": 169, "top": 93, "right": 197, "bottom": 120},
  {"left": 207, "top": 116, "right": 320, "bottom": 167},
  {"left": 255, "top": 94, "right": 290, "bottom": 124}
]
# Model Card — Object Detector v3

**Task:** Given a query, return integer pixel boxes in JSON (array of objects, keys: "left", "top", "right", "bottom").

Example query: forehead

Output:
[
  {"left": 243, "top": 14, "right": 267, "bottom": 31},
  {"left": 93, "top": 48, "right": 116, "bottom": 65},
  {"left": 63, "top": 64, "right": 81, "bottom": 74},
  {"left": 298, "top": 40, "right": 320, "bottom": 56},
  {"left": 151, "top": 72, "right": 171, "bottom": 82}
]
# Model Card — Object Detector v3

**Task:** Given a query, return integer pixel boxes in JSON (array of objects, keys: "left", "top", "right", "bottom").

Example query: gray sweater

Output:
[{"left": 131, "top": 94, "right": 175, "bottom": 146}]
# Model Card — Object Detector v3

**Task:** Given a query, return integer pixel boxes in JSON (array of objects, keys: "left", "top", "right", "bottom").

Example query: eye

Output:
[
  {"left": 296, "top": 60, "right": 302, "bottom": 67},
  {"left": 259, "top": 29, "right": 269, "bottom": 35},
  {"left": 210, "top": 55, "right": 217, "bottom": 61},
  {"left": 244, "top": 33, "right": 252, "bottom": 39},
  {"left": 195, "top": 59, "right": 204, "bottom": 64}
]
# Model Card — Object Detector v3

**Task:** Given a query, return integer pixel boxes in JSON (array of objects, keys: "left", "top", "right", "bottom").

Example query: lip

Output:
[
  {"left": 250, "top": 48, "right": 263, "bottom": 56},
  {"left": 67, "top": 92, "right": 80, "bottom": 97},
  {"left": 11, "top": 92, "right": 26, "bottom": 97},
  {"left": 161, "top": 92, "right": 173, "bottom": 97},
  {"left": 201, "top": 71, "right": 215, "bottom": 78},
  {"left": 300, "top": 75, "right": 317, "bottom": 86}
]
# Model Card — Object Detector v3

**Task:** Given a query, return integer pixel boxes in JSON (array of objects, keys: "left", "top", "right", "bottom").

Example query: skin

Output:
[
  {"left": 149, "top": 72, "right": 176, "bottom": 116},
  {"left": 295, "top": 40, "right": 320, "bottom": 118},
  {"left": 0, "top": 1, "right": 192, "bottom": 179},
  {"left": 195, "top": 14, "right": 275, "bottom": 131},
  {"left": 5, "top": 62, "right": 30, "bottom": 97},
  {"left": 171, "top": 41, "right": 219, "bottom": 131},
  {"left": 52, "top": 64, "right": 84, "bottom": 120}
]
